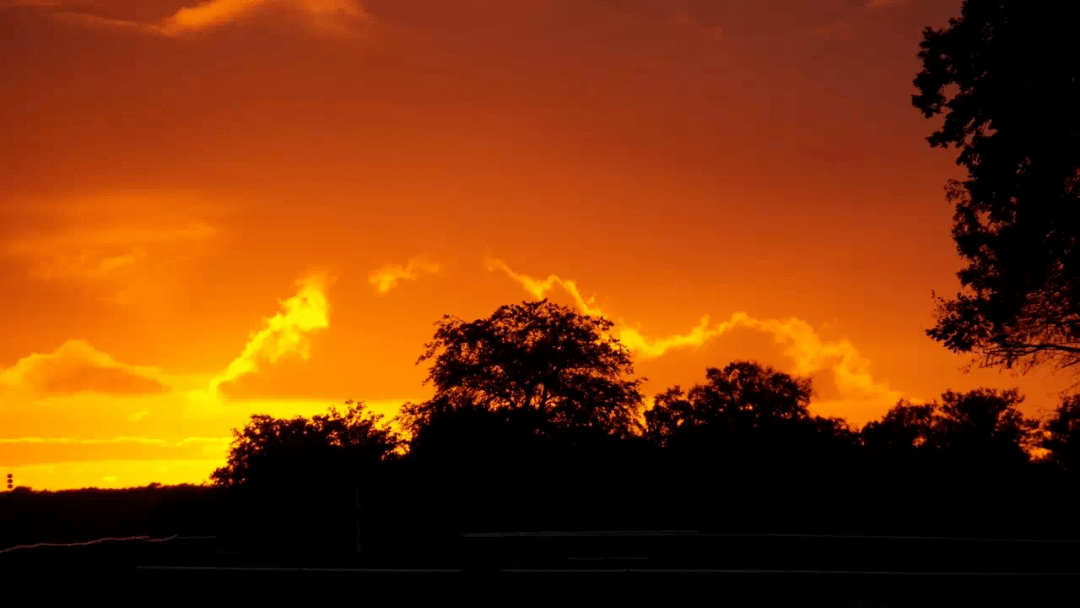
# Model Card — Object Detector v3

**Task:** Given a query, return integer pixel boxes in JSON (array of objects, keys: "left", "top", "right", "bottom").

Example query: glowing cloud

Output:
[
  {"left": 489, "top": 258, "right": 905, "bottom": 419},
  {"left": 0, "top": 339, "right": 174, "bottom": 395},
  {"left": 208, "top": 273, "right": 333, "bottom": 395},
  {"left": 486, "top": 258, "right": 605, "bottom": 316},
  {"left": 164, "top": 0, "right": 269, "bottom": 32},
  {"left": 46, "top": 0, "right": 368, "bottom": 37},
  {"left": 369, "top": 256, "right": 441, "bottom": 294}
]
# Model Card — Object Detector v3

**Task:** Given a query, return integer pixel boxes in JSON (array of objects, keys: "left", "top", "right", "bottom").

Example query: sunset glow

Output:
[{"left": 2, "top": 0, "right": 1072, "bottom": 490}]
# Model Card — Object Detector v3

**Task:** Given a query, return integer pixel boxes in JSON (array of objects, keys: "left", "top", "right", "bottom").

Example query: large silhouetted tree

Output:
[
  {"left": 394, "top": 301, "right": 648, "bottom": 533},
  {"left": 400, "top": 300, "right": 645, "bottom": 439},
  {"left": 913, "top": 0, "right": 1080, "bottom": 374}
]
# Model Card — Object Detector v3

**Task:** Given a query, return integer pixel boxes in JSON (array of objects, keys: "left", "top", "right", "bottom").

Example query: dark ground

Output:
[{"left": 5, "top": 534, "right": 1079, "bottom": 607}]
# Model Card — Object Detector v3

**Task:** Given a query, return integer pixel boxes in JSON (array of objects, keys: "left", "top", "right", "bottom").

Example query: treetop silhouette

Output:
[
  {"left": 211, "top": 401, "right": 401, "bottom": 488},
  {"left": 401, "top": 300, "right": 645, "bottom": 439},
  {"left": 861, "top": 388, "right": 1036, "bottom": 472},
  {"left": 645, "top": 360, "right": 814, "bottom": 448}
]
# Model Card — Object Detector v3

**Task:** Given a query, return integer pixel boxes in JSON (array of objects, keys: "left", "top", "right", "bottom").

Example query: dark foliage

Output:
[
  {"left": 206, "top": 402, "right": 400, "bottom": 556},
  {"left": 401, "top": 300, "right": 645, "bottom": 439},
  {"left": 914, "top": 0, "right": 1080, "bottom": 375},
  {"left": 1042, "top": 395, "right": 1080, "bottom": 474},
  {"left": 210, "top": 401, "right": 401, "bottom": 489}
]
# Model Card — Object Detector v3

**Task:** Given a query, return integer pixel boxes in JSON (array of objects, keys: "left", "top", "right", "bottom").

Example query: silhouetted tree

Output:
[
  {"left": 643, "top": 361, "right": 860, "bottom": 532},
  {"left": 211, "top": 401, "right": 401, "bottom": 488},
  {"left": 644, "top": 361, "right": 815, "bottom": 450},
  {"left": 913, "top": 0, "right": 1080, "bottom": 374},
  {"left": 392, "top": 301, "right": 652, "bottom": 534},
  {"left": 400, "top": 300, "right": 645, "bottom": 439},
  {"left": 933, "top": 388, "right": 1036, "bottom": 468},
  {"left": 861, "top": 400, "right": 938, "bottom": 465},
  {"left": 862, "top": 390, "right": 1036, "bottom": 469},
  {"left": 1042, "top": 395, "right": 1080, "bottom": 474},
  {"left": 209, "top": 402, "right": 401, "bottom": 556}
]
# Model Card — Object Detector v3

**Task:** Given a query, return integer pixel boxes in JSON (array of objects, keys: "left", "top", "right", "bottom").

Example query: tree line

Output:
[{"left": 209, "top": 300, "right": 1080, "bottom": 555}]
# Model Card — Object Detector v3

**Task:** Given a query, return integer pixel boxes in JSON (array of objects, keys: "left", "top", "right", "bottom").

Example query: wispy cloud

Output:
[
  {"left": 0, "top": 435, "right": 231, "bottom": 459},
  {"left": 209, "top": 273, "right": 333, "bottom": 394},
  {"left": 39, "top": 0, "right": 369, "bottom": 37},
  {"left": 488, "top": 258, "right": 906, "bottom": 421},
  {"left": 0, "top": 436, "right": 169, "bottom": 445},
  {"left": 127, "top": 409, "right": 150, "bottom": 422},
  {"left": 0, "top": 339, "right": 176, "bottom": 396},
  {"left": 814, "top": 19, "right": 855, "bottom": 42},
  {"left": 369, "top": 256, "right": 441, "bottom": 294},
  {"left": 163, "top": 0, "right": 367, "bottom": 35},
  {"left": 5, "top": 223, "right": 217, "bottom": 283},
  {"left": 174, "top": 436, "right": 232, "bottom": 447}
]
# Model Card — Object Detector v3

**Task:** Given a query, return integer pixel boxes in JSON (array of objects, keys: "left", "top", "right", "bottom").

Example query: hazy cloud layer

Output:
[
  {"left": 5, "top": 0, "right": 368, "bottom": 37},
  {"left": 1, "top": 0, "right": 371, "bottom": 36},
  {"left": 369, "top": 256, "right": 441, "bottom": 294},
  {"left": 0, "top": 339, "right": 173, "bottom": 396},
  {"left": 1, "top": 194, "right": 223, "bottom": 308},
  {"left": 5, "top": 223, "right": 216, "bottom": 282}
]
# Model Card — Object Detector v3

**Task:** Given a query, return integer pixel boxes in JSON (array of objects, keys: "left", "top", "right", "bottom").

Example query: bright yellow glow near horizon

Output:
[{"left": 2, "top": 0, "right": 1074, "bottom": 490}]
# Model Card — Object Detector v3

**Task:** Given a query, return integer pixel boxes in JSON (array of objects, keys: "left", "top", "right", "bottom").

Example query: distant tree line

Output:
[{"left": 208, "top": 301, "right": 1080, "bottom": 555}]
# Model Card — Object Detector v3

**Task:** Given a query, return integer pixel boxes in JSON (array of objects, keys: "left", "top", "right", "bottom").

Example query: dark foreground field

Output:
[{"left": 6, "top": 533, "right": 1080, "bottom": 607}]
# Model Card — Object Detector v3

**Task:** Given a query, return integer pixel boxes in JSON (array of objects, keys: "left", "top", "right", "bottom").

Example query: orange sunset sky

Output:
[{"left": 1, "top": 0, "right": 1073, "bottom": 490}]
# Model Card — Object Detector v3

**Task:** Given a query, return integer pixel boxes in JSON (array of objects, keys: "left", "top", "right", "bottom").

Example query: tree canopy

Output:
[
  {"left": 400, "top": 300, "right": 645, "bottom": 439},
  {"left": 861, "top": 400, "right": 938, "bottom": 463},
  {"left": 1041, "top": 395, "right": 1080, "bottom": 474},
  {"left": 644, "top": 360, "right": 815, "bottom": 449},
  {"left": 913, "top": 0, "right": 1080, "bottom": 375},
  {"left": 862, "top": 388, "right": 1036, "bottom": 470},
  {"left": 210, "top": 401, "right": 401, "bottom": 488}
]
